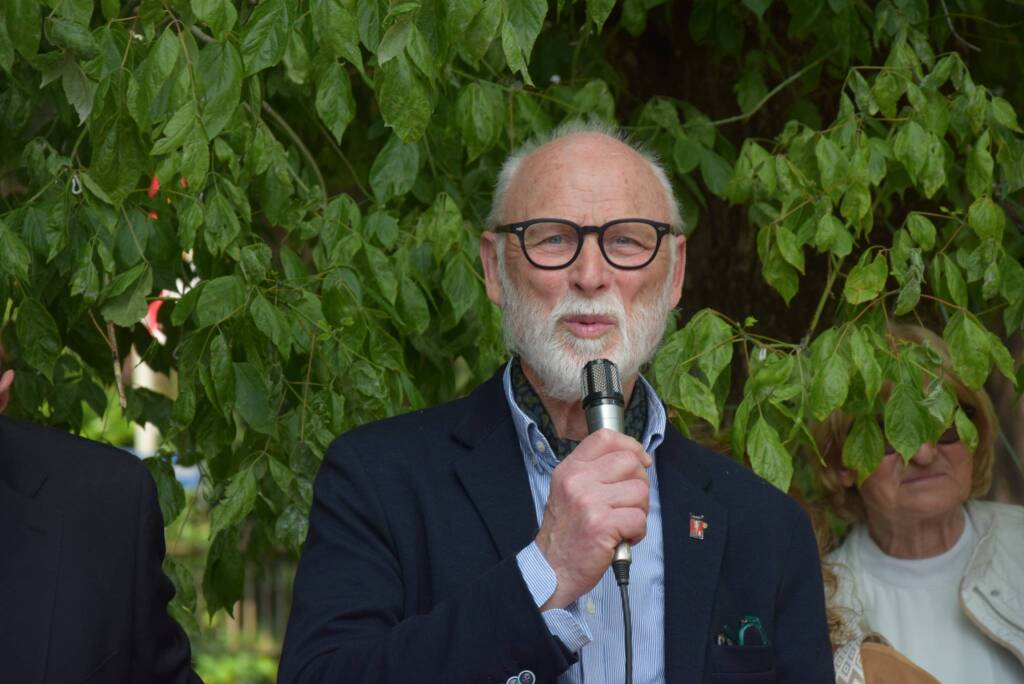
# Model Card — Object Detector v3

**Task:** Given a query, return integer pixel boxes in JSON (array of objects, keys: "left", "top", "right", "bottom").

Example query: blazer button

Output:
[
  {"left": 506, "top": 677, "right": 521, "bottom": 684},
  {"left": 518, "top": 671, "right": 536, "bottom": 684}
]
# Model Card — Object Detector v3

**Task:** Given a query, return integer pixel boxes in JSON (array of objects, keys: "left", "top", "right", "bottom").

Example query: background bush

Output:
[{"left": 2, "top": 0, "right": 1022, "bottom": 647}]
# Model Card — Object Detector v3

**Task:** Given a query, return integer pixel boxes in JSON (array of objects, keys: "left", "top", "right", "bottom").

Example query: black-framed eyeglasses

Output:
[{"left": 494, "top": 218, "right": 671, "bottom": 270}]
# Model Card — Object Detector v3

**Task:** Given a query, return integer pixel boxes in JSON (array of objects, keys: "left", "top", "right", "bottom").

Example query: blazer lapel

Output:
[
  {"left": 657, "top": 429, "right": 728, "bottom": 683},
  {"left": 0, "top": 460, "right": 61, "bottom": 683},
  {"left": 452, "top": 369, "right": 539, "bottom": 559}
]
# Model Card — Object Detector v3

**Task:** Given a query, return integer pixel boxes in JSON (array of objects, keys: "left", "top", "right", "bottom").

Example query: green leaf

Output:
[
  {"left": 892, "top": 120, "right": 927, "bottom": 182},
  {"left": 847, "top": 325, "right": 881, "bottom": 401},
  {"left": 203, "top": 529, "right": 245, "bottom": 617},
  {"left": 369, "top": 134, "right": 420, "bottom": 204},
  {"left": 456, "top": 81, "right": 505, "bottom": 161},
  {"left": 954, "top": 407, "right": 979, "bottom": 451},
  {"left": 47, "top": 17, "right": 98, "bottom": 58},
  {"left": 241, "top": 0, "right": 289, "bottom": 76},
  {"left": 0, "top": 17, "right": 13, "bottom": 72},
  {"left": 313, "top": 0, "right": 362, "bottom": 72},
  {"left": 884, "top": 380, "right": 931, "bottom": 461},
  {"left": 377, "top": 16, "right": 412, "bottom": 64},
  {"left": 249, "top": 294, "right": 292, "bottom": 358},
  {"left": 275, "top": 505, "right": 309, "bottom": 550},
  {"left": 443, "top": 257, "right": 478, "bottom": 323},
  {"left": 775, "top": 225, "right": 805, "bottom": 274},
  {"left": 61, "top": 58, "right": 97, "bottom": 125},
  {"left": 197, "top": 41, "right": 244, "bottom": 139},
  {"left": 906, "top": 214, "right": 935, "bottom": 251},
  {"left": 143, "top": 457, "right": 186, "bottom": 525},
  {"left": 988, "top": 333, "right": 1016, "bottom": 385},
  {"left": 893, "top": 267, "right": 921, "bottom": 316},
  {"left": 699, "top": 147, "right": 732, "bottom": 198},
  {"left": 100, "top": 265, "right": 153, "bottom": 328},
  {"left": 842, "top": 416, "right": 884, "bottom": 483},
  {"left": 458, "top": 0, "right": 502, "bottom": 64},
  {"left": 234, "top": 363, "right": 276, "bottom": 434},
  {"left": 747, "top": 417, "right": 794, "bottom": 491},
  {"left": 814, "top": 214, "right": 853, "bottom": 257},
  {"left": 939, "top": 254, "right": 968, "bottom": 308},
  {"left": 672, "top": 134, "right": 702, "bottom": 174},
  {"left": 586, "top": 0, "right": 615, "bottom": 30},
  {"left": 127, "top": 27, "right": 180, "bottom": 132},
  {"left": 843, "top": 251, "right": 888, "bottom": 305},
  {"left": 365, "top": 244, "right": 398, "bottom": 304},
  {"left": 989, "top": 96, "right": 1022, "bottom": 133},
  {"left": 0, "top": 219, "right": 31, "bottom": 282},
  {"left": 205, "top": 189, "right": 242, "bottom": 256},
  {"left": 377, "top": 53, "right": 433, "bottom": 142},
  {"left": 191, "top": 0, "right": 237, "bottom": 38},
  {"left": 16, "top": 298, "right": 61, "bottom": 380},
  {"left": 678, "top": 373, "right": 720, "bottom": 429},
  {"left": 871, "top": 70, "right": 904, "bottom": 119},
  {"left": 398, "top": 275, "right": 430, "bottom": 334},
  {"left": 501, "top": 0, "right": 547, "bottom": 84},
  {"left": 6, "top": 0, "right": 40, "bottom": 59},
  {"left": 316, "top": 62, "right": 356, "bottom": 144},
  {"left": 211, "top": 466, "right": 259, "bottom": 536},
  {"left": 943, "top": 312, "right": 991, "bottom": 390},
  {"left": 151, "top": 100, "right": 197, "bottom": 155},
  {"left": 815, "top": 135, "right": 847, "bottom": 194},
  {"left": 688, "top": 309, "right": 734, "bottom": 387},
  {"left": 196, "top": 275, "right": 245, "bottom": 328},
  {"left": 839, "top": 182, "right": 871, "bottom": 223},
  {"left": 809, "top": 350, "right": 849, "bottom": 421},
  {"left": 966, "top": 130, "right": 994, "bottom": 198},
  {"left": 89, "top": 117, "right": 146, "bottom": 205},
  {"left": 966, "top": 196, "right": 1004, "bottom": 242},
  {"left": 365, "top": 211, "right": 399, "bottom": 249}
]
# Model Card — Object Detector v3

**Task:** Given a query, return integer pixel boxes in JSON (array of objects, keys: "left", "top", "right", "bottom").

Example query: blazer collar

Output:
[
  {"left": 0, "top": 417, "right": 50, "bottom": 499},
  {"left": 657, "top": 427, "right": 728, "bottom": 683},
  {"left": 452, "top": 368, "right": 539, "bottom": 560}
]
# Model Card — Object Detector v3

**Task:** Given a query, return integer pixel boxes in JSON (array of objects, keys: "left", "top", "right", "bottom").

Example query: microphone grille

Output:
[{"left": 581, "top": 358, "right": 622, "bottom": 398}]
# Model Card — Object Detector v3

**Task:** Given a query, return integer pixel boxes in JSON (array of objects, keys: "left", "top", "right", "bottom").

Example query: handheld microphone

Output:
[
  {"left": 582, "top": 358, "right": 634, "bottom": 684},
  {"left": 580, "top": 359, "right": 631, "bottom": 576}
]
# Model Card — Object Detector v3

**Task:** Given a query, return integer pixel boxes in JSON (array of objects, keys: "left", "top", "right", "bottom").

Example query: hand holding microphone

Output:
[{"left": 534, "top": 359, "right": 650, "bottom": 611}]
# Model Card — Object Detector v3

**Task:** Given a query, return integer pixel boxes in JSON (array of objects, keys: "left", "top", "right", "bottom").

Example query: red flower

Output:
[
  {"left": 147, "top": 176, "right": 160, "bottom": 198},
  {"left": 147, "top": 210, "right": 159, "bottom": 221},
  {"left": 180, "top": 177, "right": 188, "bottom": 189}
]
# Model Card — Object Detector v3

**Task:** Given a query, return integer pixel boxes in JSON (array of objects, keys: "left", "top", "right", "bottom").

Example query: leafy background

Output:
[{"left": 2, "top": 0, "right": 1023, "bottom": 671}]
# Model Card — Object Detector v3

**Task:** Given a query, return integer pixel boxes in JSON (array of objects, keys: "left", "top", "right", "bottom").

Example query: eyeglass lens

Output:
[{"left": 522, "top": 221, "right": 661, "bottom": 268}]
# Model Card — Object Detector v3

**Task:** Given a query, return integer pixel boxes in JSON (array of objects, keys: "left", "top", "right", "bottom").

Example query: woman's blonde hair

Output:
[{"left": 814, "top": 323, "right": 998, "bottom": 522}]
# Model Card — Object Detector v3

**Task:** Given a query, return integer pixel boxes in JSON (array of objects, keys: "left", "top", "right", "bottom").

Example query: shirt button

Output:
[
  {"left": 586, "top": 599, "right": 596, "bottom": 615},
  {"left": 534, "top": 440, "right": 546, "bottom": 452}
]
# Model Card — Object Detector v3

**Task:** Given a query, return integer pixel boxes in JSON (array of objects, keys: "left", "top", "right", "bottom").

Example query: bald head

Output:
[{"left": 487, "top": 123, "right": 683, "bottom": 232}]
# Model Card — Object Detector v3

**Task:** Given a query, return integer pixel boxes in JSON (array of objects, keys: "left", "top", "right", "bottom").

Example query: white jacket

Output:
[{"left": 829, "top": 500, "right": 1024, "bottom": 667}]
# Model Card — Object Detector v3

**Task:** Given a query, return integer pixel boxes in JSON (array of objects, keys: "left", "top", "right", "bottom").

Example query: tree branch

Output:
[
  {"left": 940, "top": 0, "right": 981, "bottom": 52},
  {"left": 710, "top": 50, "right": 835, "bottom": 127}
]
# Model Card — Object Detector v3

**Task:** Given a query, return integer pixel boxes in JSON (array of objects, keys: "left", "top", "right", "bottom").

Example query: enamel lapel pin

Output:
[{"left": 689, "top": 514, "right": 708, "bottom": 540}]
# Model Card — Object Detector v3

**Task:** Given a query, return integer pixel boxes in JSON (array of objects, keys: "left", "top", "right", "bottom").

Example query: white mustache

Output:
[{"left": 549, "top": 294, "right": 626, "bottom": 328}]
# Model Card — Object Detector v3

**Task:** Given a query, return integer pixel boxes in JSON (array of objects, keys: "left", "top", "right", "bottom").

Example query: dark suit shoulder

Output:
[{"left": 0, "top": 415, "right": 148, "bottom": 500}]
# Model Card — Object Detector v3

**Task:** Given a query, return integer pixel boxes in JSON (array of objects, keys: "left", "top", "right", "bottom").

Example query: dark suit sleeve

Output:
[
  {"left": 278, "top": 438, "right": 574, "bottom": 684},
  {"left": 773, "top": 505, "right": 835, "bottom": 682},
  {"left": 129, "top": 465, "right": 202, "bottom": 683}
]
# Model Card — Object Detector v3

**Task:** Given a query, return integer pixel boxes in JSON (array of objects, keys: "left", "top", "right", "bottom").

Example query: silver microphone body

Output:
[{"left": 580, "top": 359, "right": 631, "bottom": 566}]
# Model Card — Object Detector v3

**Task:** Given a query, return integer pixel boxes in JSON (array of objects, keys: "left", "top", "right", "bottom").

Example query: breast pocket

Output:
[{"left": 709, "top": 645, "right": 776, "bottom": 684}]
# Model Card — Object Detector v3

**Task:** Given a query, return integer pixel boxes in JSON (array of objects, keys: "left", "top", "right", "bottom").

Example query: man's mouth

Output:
[{"left": 562, "top": 315, "right": 617, "bottom": 338}]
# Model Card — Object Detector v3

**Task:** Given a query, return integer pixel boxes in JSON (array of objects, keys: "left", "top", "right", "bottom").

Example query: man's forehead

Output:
[{"left": 504, "top": 134, "right": 669, "bottom": 220}]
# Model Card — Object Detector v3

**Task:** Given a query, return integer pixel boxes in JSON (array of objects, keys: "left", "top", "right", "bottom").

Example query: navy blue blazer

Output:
[
  {"left": 279, "top": 370, "right": 834, "bottom": 683},
  {"left": 0, "top": 416, "right": 201, "bottom": 684}
]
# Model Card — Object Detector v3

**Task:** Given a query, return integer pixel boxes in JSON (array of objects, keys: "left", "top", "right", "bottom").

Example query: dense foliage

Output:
[{"left": 2, "top": 0, "right": 1022, "bottom": 629}]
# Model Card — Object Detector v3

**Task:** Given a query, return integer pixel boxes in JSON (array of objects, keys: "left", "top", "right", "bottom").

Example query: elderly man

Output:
[{"left": 279, "top": 125, "right": 834, "bottom": 683}]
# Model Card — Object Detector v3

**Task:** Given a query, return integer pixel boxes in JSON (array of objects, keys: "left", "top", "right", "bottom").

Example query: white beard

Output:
[{"left": 497, "top": 245, "right": 676, "bottom": 401}]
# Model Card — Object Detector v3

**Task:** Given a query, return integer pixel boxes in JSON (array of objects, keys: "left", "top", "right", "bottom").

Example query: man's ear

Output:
[
  {"left": 479, "top": 232, "right": 504, "bottom": 307},
  {"left": 668, "top": 235, "right": 687, "bottom": 308}
]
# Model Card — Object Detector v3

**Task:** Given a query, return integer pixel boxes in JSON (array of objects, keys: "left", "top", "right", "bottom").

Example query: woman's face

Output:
[{"left": 853, "top": 438, "right": 974, "bottom": 525}]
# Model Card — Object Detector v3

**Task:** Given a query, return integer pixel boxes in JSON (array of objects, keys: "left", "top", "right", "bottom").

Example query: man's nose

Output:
[{"left": 569, "top": 234, "right": 610, "bottom": 293}]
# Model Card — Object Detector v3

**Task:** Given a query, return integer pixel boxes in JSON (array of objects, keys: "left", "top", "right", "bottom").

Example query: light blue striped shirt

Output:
[{"left": 506, "top": 362, "right": 667, "bottom": 684}]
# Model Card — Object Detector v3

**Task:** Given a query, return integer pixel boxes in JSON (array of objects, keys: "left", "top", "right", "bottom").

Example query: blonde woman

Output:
[{"left": 815, "top": 324, "right": 1024, "bottom": 683}]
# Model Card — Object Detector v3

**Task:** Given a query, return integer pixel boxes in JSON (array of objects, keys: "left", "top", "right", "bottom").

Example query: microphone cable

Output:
[{"left": 613, "top": 556, "right": 632, "bottom": 684}]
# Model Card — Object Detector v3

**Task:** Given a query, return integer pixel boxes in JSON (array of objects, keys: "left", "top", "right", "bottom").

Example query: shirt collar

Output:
[{"left": 502, "top": 358, "right": 666, "bottom": 473}]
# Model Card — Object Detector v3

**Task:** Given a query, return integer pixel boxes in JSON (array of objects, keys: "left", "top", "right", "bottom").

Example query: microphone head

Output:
[{"left": 581, "top": 358, "right": 624, "bottom": 410}]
